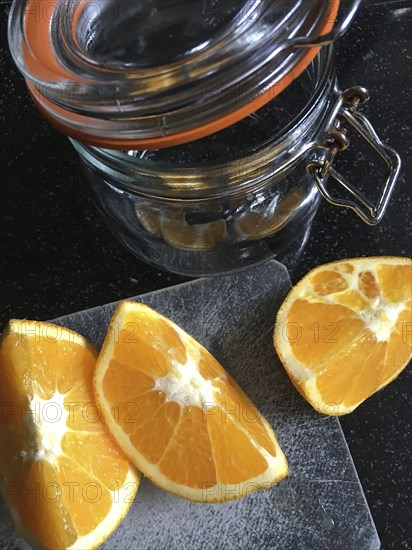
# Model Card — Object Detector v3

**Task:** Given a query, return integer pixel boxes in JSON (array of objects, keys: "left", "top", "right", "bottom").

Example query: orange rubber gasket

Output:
[{"left": 24, "top": 0, "right": 340, "bottom": 149}]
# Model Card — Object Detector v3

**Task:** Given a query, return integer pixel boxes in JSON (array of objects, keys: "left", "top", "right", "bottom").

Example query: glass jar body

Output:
[
  {"left": 79, "top": 157, "right": 322, "bottom": 276},
  {"left": 73, "top": 49, "right": 337, "bottom": 276}
]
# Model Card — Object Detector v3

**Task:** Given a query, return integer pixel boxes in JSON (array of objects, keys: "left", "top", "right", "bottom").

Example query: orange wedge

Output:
[
  {"left": 94, "top": 301, "right": 287, "bottom": 502},
  {"left": 0, "top": 320, "right": 139, "bottom": 549},
  {"left": 234, "top": 190, "right": 304, "bottom": 240},
  {"left": 274, "top": 257, "right": 412, "bottom": 415},
  {"left": 134, "top": 204, "right": 162, "bottom": 238},
  {"left": 134, "top": 205, "right": 227, "bottom": 251},
  {"left": 161, "top": 213, "right": 227, "bottom": 251}
]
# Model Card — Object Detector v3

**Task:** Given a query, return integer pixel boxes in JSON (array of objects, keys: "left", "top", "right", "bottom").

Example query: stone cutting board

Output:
[{"left": 0, "top": 261, "right": 380, "bottom": 550}]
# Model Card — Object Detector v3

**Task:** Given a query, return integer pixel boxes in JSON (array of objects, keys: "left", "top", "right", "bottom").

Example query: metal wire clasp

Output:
[
  {"left": 307, "top": 87, "right": 401, "bottom": 225},
  {"left": 290, "top": 0, "right": 363, "bottom": 48}
]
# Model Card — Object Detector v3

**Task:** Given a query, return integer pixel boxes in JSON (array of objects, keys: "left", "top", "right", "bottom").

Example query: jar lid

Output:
[{"left": 9, "top": 0, "right": 355, "bottom": 149}]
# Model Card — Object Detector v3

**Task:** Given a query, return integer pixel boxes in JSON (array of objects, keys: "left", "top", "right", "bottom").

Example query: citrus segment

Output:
[
  {"left": 135, "top": 205, "right": 227, "bottom": 251},
  {"left": 274, "top": 257, "right": 412, "bottom": 415},
  {"left": 206, "top": 411, "right": 269, "bottom": 484},
  {"left": 358, "top": 270, "right": 380, "bottom": 299},
  {"left": 377, "top": 264, "right": 412, "bottom": 301},
  {"left": 134, "top": 205, "right": 162, "bottom": 238},
  {"left": 55, "top": 455, "right": 114, "bottom": 535},
  {"left": 285, "top": 300, "right": 365, "bottom": 367},
  {"left": 11, "top": 459, "right": 78, "bottom": 549},
  {"left": 161, "top": 215, "right": 227, "bottom": 251},
  {"left": 234, "top": 190, "right": 304, "bottom": 240},
  {"left": 332, "top": 290, "right": 369, "bottom": 312},
  {"left": 0, "top": 320, "right": 140, "bottom": 550},
  {"left": 311, "top": 270, "right": 348, "bottom": 295},
  {"left": 129, "top": 399, "right": 181, "bottom": 464},
  {"left": 159, "top": 406, "right": 216, "bottom": 488},
  {"left": 383, "top": 308, "right": 412, "bottom": 378},
  {"left": 94, "top": 301, "right": 287, "bottom": 502},
  {"left": 215, "top": 378, "right": 277, "bottom": 456}
]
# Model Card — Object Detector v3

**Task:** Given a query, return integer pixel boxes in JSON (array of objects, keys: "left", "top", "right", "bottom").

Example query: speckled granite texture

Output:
[
  {"left": 0, "top": 262, "right": 380, "bottom": 549},
  {"left": 0, "top": 1, "right": 411, "bottom": 549}
]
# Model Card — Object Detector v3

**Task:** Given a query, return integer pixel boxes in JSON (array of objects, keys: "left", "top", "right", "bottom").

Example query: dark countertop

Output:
[{"left": 0, "top": 1, "right": 411, "bottom": 549}]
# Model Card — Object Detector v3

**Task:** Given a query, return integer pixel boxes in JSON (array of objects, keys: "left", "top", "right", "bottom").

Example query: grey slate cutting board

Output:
[{"left": 0, "top": 260, "right": 380, "bottom": 550}]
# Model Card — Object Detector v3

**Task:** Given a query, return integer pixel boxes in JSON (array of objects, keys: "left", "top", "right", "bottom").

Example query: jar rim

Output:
[
  {"left": 9, "top": 0, "right": 340, "bottom": 148},
  {"left": 72, "top": 46, "right": 336, "bottom": 201}
]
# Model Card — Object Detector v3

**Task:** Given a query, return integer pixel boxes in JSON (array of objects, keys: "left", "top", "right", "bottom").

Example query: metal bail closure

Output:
[
  {"left": 290, "top": 0, "right": 362, "bottom": 48},
  {"left": 307, "top": 87, "right": 401, "bottom": 225}
]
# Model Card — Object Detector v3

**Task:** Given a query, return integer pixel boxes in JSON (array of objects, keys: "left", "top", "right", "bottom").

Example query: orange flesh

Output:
[
  {"left": 333, "top": 290, "right": 369, "bottom": 312},
  {"left": 377, "top": 264, "right": 412, "bottom": 301},
  {"left": 383, "top": 308, "right": 412, "bottom": 378},
  {"left": 10, "top": 460, "right": 78, "bottom": 548},
  {"left": 214, "top": 379, "right": 276, "bottom": 456},
  {"left": 286, "top": 300, "right": 365, "bottom": 368},
  {"left": 160, "top": 214, "right": 227, "bottom": 251},
  {"left": 135, "top": 207, "right": 163, "bottom": 237},
  {"left": 311, "top": 270, "right": 348, "bottom": 295},
  {"left": 101, "top": 308, "right": 277, "bottom": 488},
  {"left": 358, "top": 270, "right": 380, "bottom": 299},
  {"left": 235, "top": 191, "right": 304, "bottom": 239},
  {"left": 207, "top": 412, "right": 268, "bottom": 484},
  {"left": 0, "top": 327, "right": 130, "bottom": 548},
  {"left": 285, "top": 261, "right": 412, "bottom": 408},
  {"left": 159, "top": 406, "right": 217, "bottom": 487}
]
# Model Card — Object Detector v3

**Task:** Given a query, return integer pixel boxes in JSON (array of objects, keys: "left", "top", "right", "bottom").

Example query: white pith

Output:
[
  {"left": 23, "top": 391, "right": 68, "bottom": 463},
  {"left": 154, "top": 332, "right": 219, "bottom": 407},
  {"left": 358, "top": 300, "right": 405, "bottom": 342}
]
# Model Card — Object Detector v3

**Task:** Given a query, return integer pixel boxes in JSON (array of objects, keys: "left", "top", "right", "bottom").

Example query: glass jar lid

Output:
[{"left": 8, "top": 0, "right": 359, "bottom": 148}]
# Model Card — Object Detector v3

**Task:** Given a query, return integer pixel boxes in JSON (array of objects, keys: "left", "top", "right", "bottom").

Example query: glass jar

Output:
[{"left": 8, "top": 0, "right": 401, "bottom": 276}]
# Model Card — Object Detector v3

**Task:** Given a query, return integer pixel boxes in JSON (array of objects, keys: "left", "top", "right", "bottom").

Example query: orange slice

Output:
[
  {"left": 94, "top": 301, "right": 287, "bottom": 502},
  {"left": 234, "top": 190, "right": 304, "bottom": 240},
  {"left": 0, "top": 320, "right": 139, "bottom": 549},
  {"left": 134, "top": 204, "right": 162, "bottom": 238},
  {"left": 274, "top": 257, "right": 412, "bottom": 415},
  {"left": 161, "top": 213, "right": 227, "bottom": 251},
  {"left": 134, "top": 205, "right": 227, "bottom": 251}
]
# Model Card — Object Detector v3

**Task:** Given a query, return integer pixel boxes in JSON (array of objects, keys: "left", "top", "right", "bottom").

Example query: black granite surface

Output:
[{"left": 0, "top": 1, "right": 411, "bottom": 549}]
